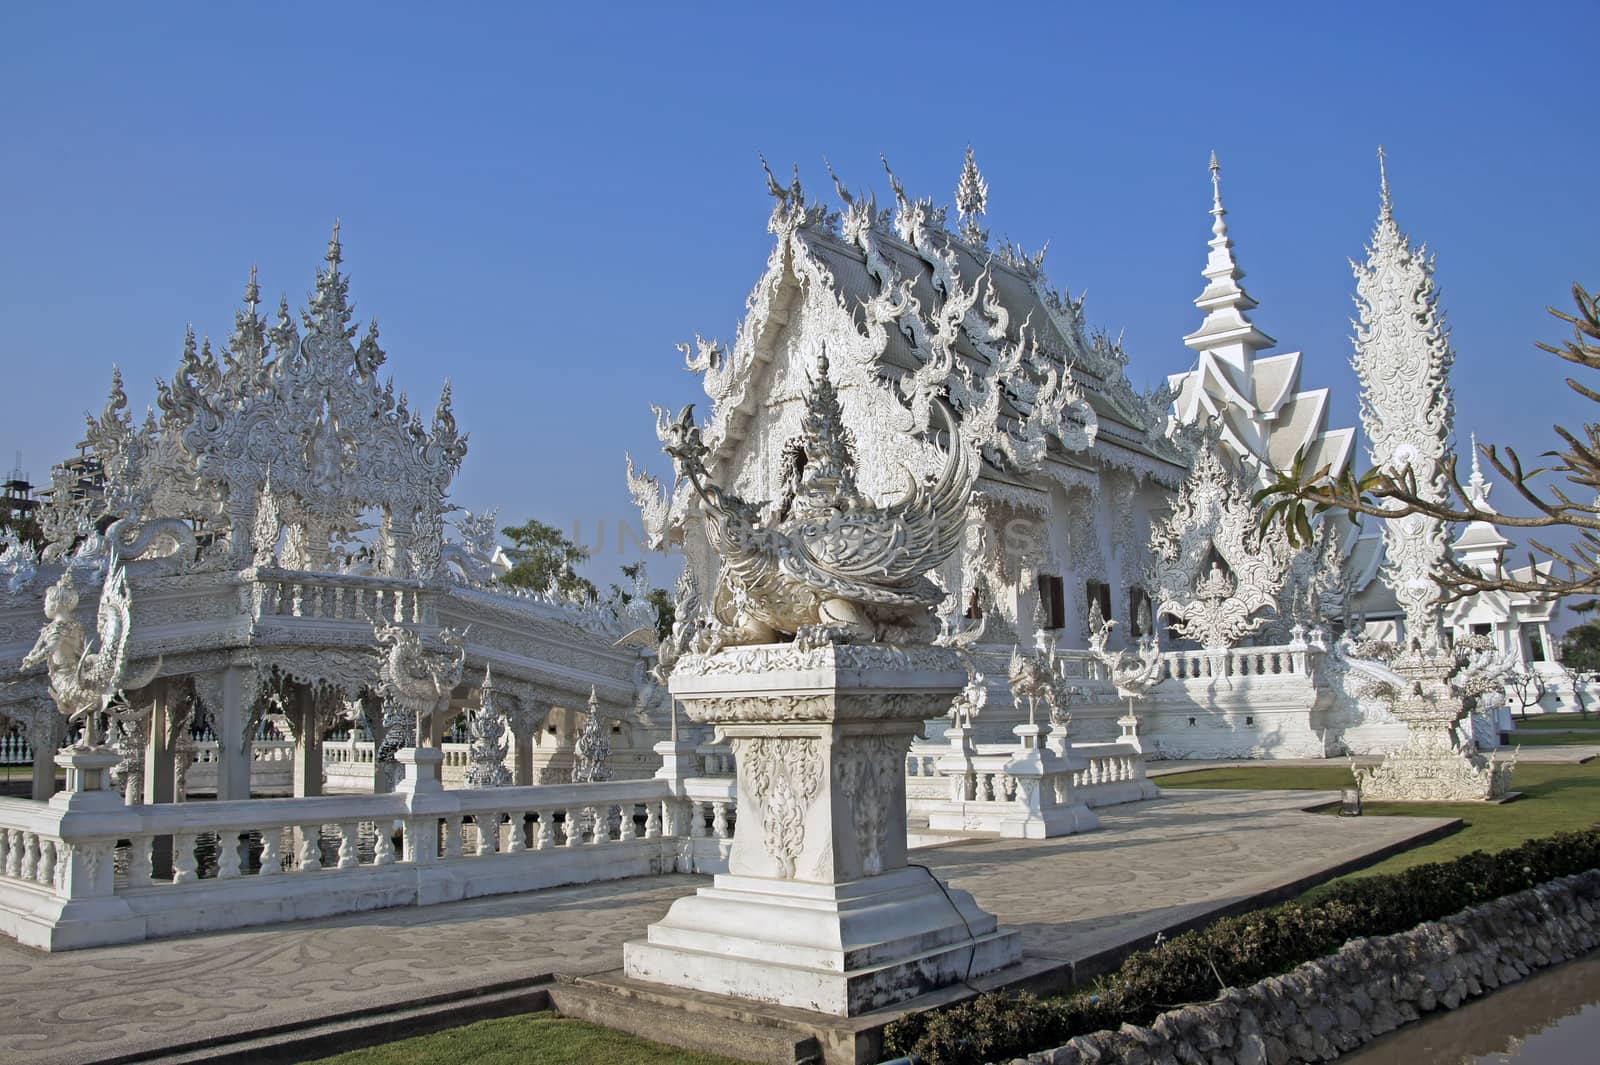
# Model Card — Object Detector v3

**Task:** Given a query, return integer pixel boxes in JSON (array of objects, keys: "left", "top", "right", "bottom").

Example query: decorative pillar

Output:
[
  {"left": 289, "top": 684, "right": 324, "bottom": 799},
  {"left": 625, "top": 644, "right": 1021, "bottom": 1016},
  {"left": 142, "top": 681, "right": 177, "bottom": 806},
  {"left": 213, "top": 665, "right": 257, "bottom": 801},
  {"left": 1348, "top": 150, "right": 1512, "bottom": 802},
  {"left": 26, "top": 701, "right": 60, "bottom": 801}
]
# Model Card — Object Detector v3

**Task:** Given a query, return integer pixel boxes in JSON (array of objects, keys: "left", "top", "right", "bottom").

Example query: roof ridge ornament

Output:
[{"left": 955, "top": 145, "right": 990, "bottom": 247}]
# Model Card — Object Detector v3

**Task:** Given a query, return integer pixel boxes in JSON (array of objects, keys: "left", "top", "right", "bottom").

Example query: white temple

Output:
[{"left": 0, "top": 148, "right": 1534, "bottom": 955}]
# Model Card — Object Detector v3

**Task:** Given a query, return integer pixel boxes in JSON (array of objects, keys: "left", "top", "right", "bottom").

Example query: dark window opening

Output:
[
  {"left": 1085, "top": 579, "right": 1113, "bottom": 627},
  {"left": 1129, "top": 586, "right": 1153, "bottom": 639},
  {"left": 1187, "top": 717, "right": 1196, "bottom": 727},
  {"left": 1037, "top": 574, "right": 1066, "bottom": 631}
]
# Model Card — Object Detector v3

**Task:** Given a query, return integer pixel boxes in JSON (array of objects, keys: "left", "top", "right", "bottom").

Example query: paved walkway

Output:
[{"left": 0, "top": 790, "right": 1453, "bottom": 1065}]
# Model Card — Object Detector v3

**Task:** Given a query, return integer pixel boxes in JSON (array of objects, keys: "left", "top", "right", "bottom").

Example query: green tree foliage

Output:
[
  {"left": 498, "top": 519, "right": 597, "bottom": 600},
  {"left": 1561, "top": 620, "right": 1600, "bottom": 674}
]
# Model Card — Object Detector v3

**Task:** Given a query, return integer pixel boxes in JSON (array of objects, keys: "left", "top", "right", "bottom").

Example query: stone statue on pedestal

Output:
[{"left": 625, "top": 357, "right": 1021, "bottom": 1016}]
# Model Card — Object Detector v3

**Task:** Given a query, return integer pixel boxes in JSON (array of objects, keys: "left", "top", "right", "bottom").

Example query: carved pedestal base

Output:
[
  {"left": 51, "top": 747, "right": 124, "bottom": 812},
  {"left": 1356, "top": 648, "right": 1515, "bottom": 803},
  {"left": 625, "top": 643, "right": 1021, "bottom": 1016},
  {"left": 1356, "top": 733, "right": 1513, "bottom": 802},
  {"left": 626, "top": 867, "right": 1019, "bottom": 1016}
]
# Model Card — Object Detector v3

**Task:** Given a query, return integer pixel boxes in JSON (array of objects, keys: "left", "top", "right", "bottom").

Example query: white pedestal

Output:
[
  {"left": 624, "top": 643, "right": 1022, "bottom": 1016},
  {"left": 626, "top": 867, "right": 1019, "bottom": 1016},
  {"left": 395, "top": 747, "right": 445, "bottom": 795}
]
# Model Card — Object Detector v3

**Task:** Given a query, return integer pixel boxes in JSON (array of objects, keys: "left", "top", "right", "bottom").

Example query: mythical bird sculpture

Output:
[
  {"left": 21, "top": 560, "right": 160, "bottom": 748},
  {"left": 1086, "top": 600, "right": 1166, "bottom": 703},
  {"left": 656, "top": 353, "right": 976, "bottom": 649}
]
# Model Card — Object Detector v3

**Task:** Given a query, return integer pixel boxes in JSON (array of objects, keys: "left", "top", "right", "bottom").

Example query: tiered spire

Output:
[{"left": 1182, "top": 152, "right": 1275, "bottom": 367}]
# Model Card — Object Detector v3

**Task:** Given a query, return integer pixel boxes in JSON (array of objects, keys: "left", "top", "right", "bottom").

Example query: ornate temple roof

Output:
[
  {"left": 631, "top": 150, "right": 1187, "bottom": 549},
  {"left": 1167, "top": 154, "right": 1356, "bottom": 483}
]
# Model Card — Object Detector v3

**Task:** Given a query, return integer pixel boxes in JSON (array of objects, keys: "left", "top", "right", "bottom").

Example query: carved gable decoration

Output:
[{"left": 1146, "top": 441, "right": 1291, "bottom": 649}]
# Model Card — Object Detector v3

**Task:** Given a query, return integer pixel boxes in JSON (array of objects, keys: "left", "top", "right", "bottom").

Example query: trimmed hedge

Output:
[{"left": 883, "top": 828, "right": 1600, "bottom": 1065}]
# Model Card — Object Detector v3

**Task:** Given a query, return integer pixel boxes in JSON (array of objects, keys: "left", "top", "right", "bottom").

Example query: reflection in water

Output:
[{"left": 1343, "top": 951, "right": 1600, "bottom": 1065}]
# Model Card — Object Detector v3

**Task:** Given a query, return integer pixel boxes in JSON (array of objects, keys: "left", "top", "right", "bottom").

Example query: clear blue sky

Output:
[{"left": 3, "top": 2, "right": 1596, "bottom": 599}]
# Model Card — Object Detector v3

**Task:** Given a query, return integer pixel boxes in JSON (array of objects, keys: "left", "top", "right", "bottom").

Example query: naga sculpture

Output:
[
  {"left": 21, "top": 560, "right": 160, "bottom": 748},
  {"left": 373, "top": 618, "right": 466, "bottom": 740},
  {"left": 656, "top": 352, "right": 976, "bottom": 649}
]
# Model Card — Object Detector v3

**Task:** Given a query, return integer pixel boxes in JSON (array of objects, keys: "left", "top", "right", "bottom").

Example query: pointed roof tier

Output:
[
  {"left": 1181, "top": 152, "right": 1276, "bottom": 365},
  {"left": 1452, "top": 436, "right": 1511, "bottom": 563},
  {"left": 1168, "top": 153, "right": 1356, "bottom": 484}
]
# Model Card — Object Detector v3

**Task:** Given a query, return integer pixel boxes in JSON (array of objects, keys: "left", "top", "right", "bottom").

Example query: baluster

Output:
[
  {"left": 712, "top": 801, "right": 731, "bottom": 839},
  {"left": 333, "top": 585, "right": 345, "bottom": 619},
  {"left": 477, "top": 813, "right": 500, "bottom": 856},
  {"left": 172, "top": 832, "right": 199, "bottom": 883},
  {"left": 122, "top": 834, "right": 153, "bottom": 886},
  {"left": 645, "top": 801, "right": 661, "bottom": 839},
  {"left": 374, "top": 820, "right": 397, "bottom": 865},
  {"left": 507, "top": 812, "right": 528, "bottom": 853},
  {"left": 35, "top": 839, "right": 56, "bottom": 887},
  {"left": 18, "top": 833, "right": 39, "bottom": 882},
  {"left": 585, "top": 807, "right": 605, "bottom": 844},
  {"left": 337, "top": 822, "right": 359, "bottom": 869},
  {"left": 563, "top": 808, "right": 582, "bottom": 847},
  {"left": 296, "top": 826, "right": 321, "bottom": 872},
  {"left": 4, "top": 830, "right": 21, "bottom": 878},
  {"left": 258, "top": 829, "right": 282, "bottom": 875},
  {"left": 688, "top": 802, "right": 708, "bottom": 838},
  {"left": 535, "top": 810, "right": 553, "bottom": 850},
  {"left": 217, "top": 831, "right": 243, "bottom": 879}
]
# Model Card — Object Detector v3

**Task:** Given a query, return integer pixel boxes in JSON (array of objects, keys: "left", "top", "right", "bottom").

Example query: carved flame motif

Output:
[
  {"left": 734, "top": 735, "right": 823, "bottom": 878},
  {"left": 1146, "top": 439, "right": 1292, "bottom": 650}
]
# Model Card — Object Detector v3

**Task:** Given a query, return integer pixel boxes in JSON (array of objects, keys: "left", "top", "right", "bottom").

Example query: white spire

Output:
[
  {"left": 1183, "top": 151, "right": 1275, "bottom": 366},
  {"left": 1465, "top": 432, "right": 1492, "bottom": 509}
]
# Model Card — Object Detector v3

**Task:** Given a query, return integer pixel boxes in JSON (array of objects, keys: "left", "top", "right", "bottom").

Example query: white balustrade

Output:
[{"left": 0, "top": 773, "right": 736, "bottom": 952}]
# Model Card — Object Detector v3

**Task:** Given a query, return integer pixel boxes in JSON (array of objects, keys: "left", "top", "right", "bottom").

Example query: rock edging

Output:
[{"left": 1013, "top": 868, "right": 1600, "bottom": 1065}]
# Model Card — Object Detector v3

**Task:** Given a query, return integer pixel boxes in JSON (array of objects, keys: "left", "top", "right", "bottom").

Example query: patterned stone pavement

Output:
[{"left": 0, "top": 790, "right": 1452, "bottom": 1065}]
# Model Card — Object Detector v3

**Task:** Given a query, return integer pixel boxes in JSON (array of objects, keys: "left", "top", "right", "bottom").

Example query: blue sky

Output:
[{"left": 2, "top": 2, "right": 1596, "bottom": 599}]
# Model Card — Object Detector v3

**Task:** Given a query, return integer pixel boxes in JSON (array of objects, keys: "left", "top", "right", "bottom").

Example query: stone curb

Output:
[{"left": 1011, "top": 868, "right": 1600, "bottom": 1065}]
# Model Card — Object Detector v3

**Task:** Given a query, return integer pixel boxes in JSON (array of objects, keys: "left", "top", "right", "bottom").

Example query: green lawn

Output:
[
  {"left": 303, "top": 1012, "right": 745, "bottom": 1065},
  {"left": 1158, "top": 759, "right": 1600, "bottom": 882},
  {"left": 1509, "top": 714, "right": 1600, "bottom": 730},
  {"left": 1508, "top": 730, "right": 1600, "bottom": 746}
]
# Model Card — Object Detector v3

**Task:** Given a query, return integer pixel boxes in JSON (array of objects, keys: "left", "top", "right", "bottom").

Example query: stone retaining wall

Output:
[{"left": 1014, "top": 869, "right": 1600, "bottom": 1065}]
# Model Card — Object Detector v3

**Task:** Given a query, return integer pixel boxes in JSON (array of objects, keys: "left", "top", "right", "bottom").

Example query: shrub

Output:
[{"left": 882, "top": 828, "right": 1600, "bottom": 1065}]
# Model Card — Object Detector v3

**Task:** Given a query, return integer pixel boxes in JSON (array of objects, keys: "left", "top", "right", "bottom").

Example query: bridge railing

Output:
[{"left": 0, "top": 767, "right": 733, "bottom": 952}]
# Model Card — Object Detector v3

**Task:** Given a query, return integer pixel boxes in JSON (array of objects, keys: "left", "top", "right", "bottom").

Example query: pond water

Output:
[{"left": 1342, "top": 951, "right": 1600, "bottom": 1064}]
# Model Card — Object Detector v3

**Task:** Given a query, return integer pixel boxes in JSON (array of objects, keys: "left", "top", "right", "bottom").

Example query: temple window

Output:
[{"left": 1037, "top": 574, "right": 1066, "bottom": 630}]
